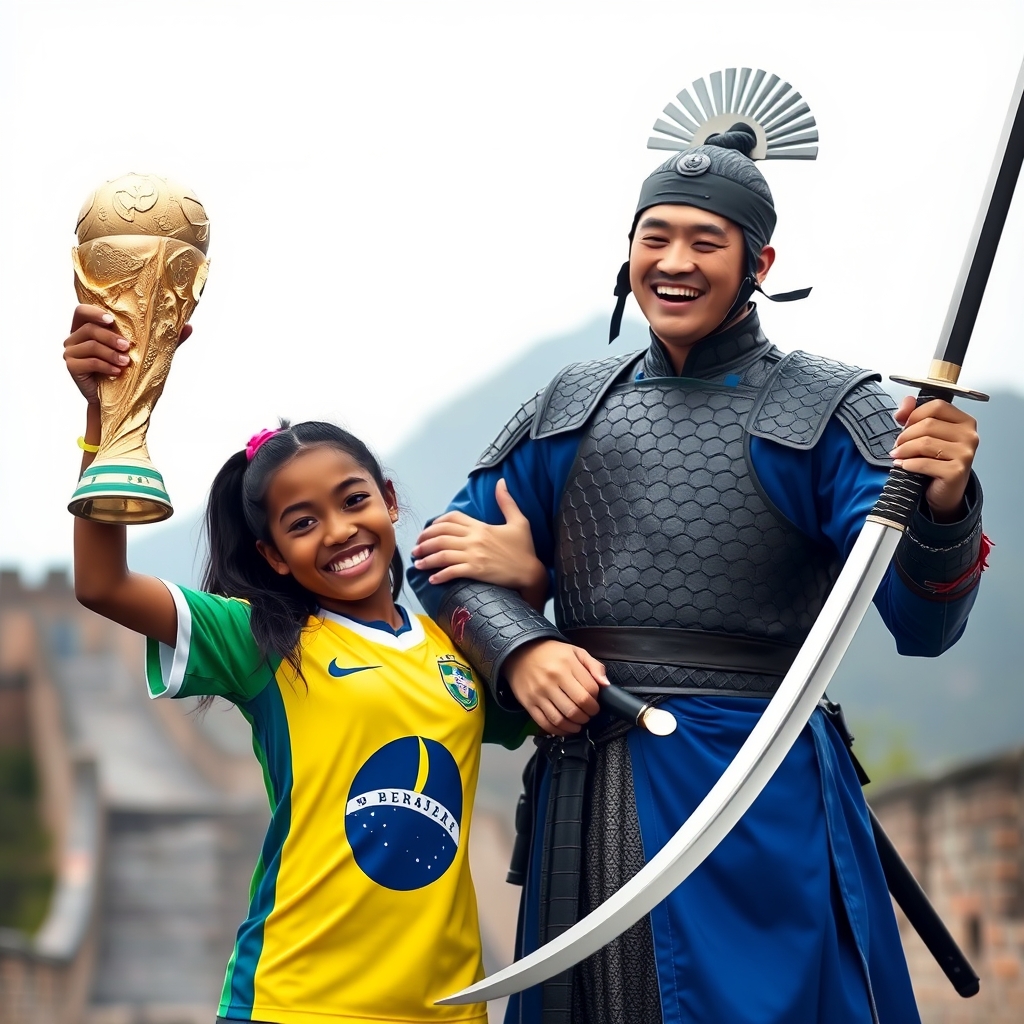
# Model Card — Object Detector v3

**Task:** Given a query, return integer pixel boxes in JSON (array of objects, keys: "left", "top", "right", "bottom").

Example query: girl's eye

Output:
[
  {"left": 288, "top": 516, "right": 316, "bottom": 532},
  {"left": 345, "top": 492, "right": 371, "bottom": 508}
]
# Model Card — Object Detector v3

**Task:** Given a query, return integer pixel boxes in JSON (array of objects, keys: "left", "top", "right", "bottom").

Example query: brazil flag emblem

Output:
[{"left": 437, "top": 656, "right": 479, "bottom": 711}]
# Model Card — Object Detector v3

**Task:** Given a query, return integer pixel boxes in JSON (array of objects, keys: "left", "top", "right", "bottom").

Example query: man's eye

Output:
[{"left": 693, "top": 241, "right": 723, "bottom": 251}]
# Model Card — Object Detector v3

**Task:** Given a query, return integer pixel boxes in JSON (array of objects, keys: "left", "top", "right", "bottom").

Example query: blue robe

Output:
[{"left": 410, "top": 367, "right": 980, "bottom": 1024}]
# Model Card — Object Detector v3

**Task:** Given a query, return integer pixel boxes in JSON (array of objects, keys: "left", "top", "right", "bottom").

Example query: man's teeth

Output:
[
  {"left": 328, "top": 548, "right": 371, "bottom": 572},
  {"left": 656, "top": 285, "right": 701, "bottom": 298}
]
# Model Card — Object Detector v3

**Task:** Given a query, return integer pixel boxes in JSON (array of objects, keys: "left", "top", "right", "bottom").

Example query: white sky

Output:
[{"left": 2, "top": 0, "right": 1024, "bottom": 575}]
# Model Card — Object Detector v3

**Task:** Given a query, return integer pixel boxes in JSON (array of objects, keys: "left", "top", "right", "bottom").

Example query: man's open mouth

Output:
[{"left": 653, "top": 284, "right": 703, "bottom": 303}]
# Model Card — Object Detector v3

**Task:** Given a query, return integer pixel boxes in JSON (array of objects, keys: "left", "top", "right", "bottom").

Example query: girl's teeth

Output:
[{"left": 330, "top": 548, "right": 371, "bottom": 571}]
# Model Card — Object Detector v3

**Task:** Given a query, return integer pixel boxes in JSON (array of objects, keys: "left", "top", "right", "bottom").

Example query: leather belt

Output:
[{"left": 562, "top": 626, "right": 799, "bottom": 677}]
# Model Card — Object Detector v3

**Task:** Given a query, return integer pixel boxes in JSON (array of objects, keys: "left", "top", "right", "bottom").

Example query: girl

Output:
[{"left": 63, "top": 304, "right": 537, "bottom": 1024}]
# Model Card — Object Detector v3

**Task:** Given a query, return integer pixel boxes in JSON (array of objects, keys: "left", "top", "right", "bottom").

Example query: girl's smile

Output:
[{"left": 257, "top": 446, "right": 401, "bottom": 626}]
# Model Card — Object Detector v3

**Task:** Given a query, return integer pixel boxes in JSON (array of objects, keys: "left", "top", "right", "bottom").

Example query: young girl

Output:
[{"left": 63, "top": 304, "right": 537, "bottom": 1024}]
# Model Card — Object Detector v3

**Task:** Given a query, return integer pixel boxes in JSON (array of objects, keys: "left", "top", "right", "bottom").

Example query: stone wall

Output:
[{"left": 871, "top": 749, "right": 1024, "bottom": 1022}]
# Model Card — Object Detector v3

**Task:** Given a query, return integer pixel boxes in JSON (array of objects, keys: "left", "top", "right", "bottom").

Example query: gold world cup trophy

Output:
[{"left": 68, "top": 173, "right": 210, "bottom": 523}]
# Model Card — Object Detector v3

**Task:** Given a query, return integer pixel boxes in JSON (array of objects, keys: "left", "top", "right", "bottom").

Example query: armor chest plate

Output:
[{"left": 554, "top": 379, "right": 839, "bottom": 646}]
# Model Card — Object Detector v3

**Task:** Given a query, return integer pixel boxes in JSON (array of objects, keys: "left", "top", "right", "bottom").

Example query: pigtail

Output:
[
  {"left": 202, "top": 448, "right": 315, "bottom": 682},
  {"left": 389, "top": 548, "right": 404, "bottom": 600}
]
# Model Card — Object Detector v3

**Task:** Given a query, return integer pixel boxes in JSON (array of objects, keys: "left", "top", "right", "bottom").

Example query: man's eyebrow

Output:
[
  {"left": 278, "top": 476, "right": 368, "bottom": 521},
  {"left": 637, "top": 216, "right": 673, "bottom": 231},
  {"left": 636, "top": 217, "right": 729, "bottom": 239}
]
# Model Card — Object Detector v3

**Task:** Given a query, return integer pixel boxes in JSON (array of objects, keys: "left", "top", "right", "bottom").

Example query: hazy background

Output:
[{"left": 2, "top": 0, "right": 1024, "bottom": 576}]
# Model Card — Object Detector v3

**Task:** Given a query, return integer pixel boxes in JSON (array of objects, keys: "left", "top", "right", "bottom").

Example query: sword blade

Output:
[
  {"left": 936, "top": 57, "right": 1024, "bottom": 371},
  {"left": 439, "top": 522, "right": 901, "bottom": 1004}
]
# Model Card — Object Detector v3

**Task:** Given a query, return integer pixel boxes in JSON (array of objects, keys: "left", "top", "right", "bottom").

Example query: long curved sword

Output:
[{"left": 440, "top": 55, "right": 1024, "bottom": 1006}]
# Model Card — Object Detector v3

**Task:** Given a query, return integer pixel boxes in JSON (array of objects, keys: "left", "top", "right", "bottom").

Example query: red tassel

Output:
[{"left": 929, "top": 533, "right": 993, "bottom": 595}]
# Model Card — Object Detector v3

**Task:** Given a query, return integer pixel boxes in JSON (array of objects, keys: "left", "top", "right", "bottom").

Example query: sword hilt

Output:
[{"left": 866, "top": 382, "right": 983, "bottom": 532}]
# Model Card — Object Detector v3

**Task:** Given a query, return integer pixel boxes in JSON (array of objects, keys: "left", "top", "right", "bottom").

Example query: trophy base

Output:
[{"left": 69, "top": 459, "right": 173, "bottom": 524}]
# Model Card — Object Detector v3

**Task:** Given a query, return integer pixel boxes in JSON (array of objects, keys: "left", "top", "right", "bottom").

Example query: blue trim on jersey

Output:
[
  {"left": 225, "top": 682, "right": 293, "bottom": 1016},
  {"left": 336, "top": 604, "right": 412, "bottom": 637}
]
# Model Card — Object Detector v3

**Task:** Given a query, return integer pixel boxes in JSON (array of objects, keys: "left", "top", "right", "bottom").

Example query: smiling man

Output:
[{"left": 410, "top": 124, "right": 987, "bottom": 1024}]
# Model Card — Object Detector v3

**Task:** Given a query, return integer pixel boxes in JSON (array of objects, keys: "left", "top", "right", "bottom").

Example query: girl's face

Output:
[{"left": 257, "top": 446, "right": 400, "bottom": 621}]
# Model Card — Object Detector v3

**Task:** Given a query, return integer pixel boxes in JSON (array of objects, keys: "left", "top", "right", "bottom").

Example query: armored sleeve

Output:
[
  {"left": 894, "top": 474, "right": 985, "bottom": 602},
  {"left": 435, "top": 581, "right": 564, "bottom": 710}
]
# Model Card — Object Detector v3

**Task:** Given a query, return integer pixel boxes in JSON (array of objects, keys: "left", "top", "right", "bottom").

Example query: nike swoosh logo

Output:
[{"left": 328, "top": 661, "right": 381, "bottom": 678}]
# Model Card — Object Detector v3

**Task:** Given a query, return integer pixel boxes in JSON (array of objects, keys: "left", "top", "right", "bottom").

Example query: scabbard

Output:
[
  {"left": 868, "top": 807, "right": 980, "bottom": 998},
  {"left": 537, "top": 733, "right": 592, "bottom": 1024},
  {"left": 820, "top": 699, "right": 980, "bottom": 998}
]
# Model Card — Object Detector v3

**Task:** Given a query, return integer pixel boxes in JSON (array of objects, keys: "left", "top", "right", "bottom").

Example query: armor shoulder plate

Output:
[
  {"left": 833, "top": 377, "right": 900, "bottom": 468},
  {"left": 475, "top": 390, "right": 543, "bottom": 471},
  {"left": 745, "top": 350, "right": 880, "bottom": 451},
  {"left": 533, "top": 353, "right": 639, "bottom": 438}
]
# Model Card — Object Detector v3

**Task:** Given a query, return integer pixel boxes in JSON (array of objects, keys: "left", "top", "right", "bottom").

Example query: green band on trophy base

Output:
[{"left": 68, "top": 459, "right": 173, "bottom": 524}]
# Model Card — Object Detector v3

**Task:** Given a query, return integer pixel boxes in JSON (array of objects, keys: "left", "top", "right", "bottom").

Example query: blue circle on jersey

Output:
[{"left": 345, "top": 736, "right": 464, "bottom": 891}]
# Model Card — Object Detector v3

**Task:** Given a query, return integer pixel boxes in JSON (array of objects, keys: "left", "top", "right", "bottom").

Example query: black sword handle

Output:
[
  {"left": 599, "top": 683, "right": 651, "bottom": 726},
  {"left": 869, "top": 807, "right": 980, "bottom": 998},
  {"left": 868, "top": 390, "right": 955, "bottom": 530}
]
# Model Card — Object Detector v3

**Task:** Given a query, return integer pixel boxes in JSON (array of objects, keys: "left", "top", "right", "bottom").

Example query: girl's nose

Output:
[{"left": 323, "top": 514, "right": 357, "bottom": 547}]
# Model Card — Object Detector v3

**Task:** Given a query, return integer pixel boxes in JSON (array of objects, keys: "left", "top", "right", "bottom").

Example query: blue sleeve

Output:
[
  {"left": 408, "top": 433, "right": 582, "bottom": 617},
  {"left": 750, "top": 419, "right": 980, "bottom": 657}
]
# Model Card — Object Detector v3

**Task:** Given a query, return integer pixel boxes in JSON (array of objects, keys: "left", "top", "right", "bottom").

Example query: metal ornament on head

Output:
[{"left": 609, "top": 69, "right": 818, "bottom": 343}]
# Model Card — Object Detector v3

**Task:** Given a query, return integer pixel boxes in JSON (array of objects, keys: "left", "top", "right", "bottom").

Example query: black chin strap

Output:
[
  {"left": 608, "top": 261, "right": 632, "bottom": 343},
  {"left": 608, "top": 265, "right": 812, "bottom": 344}
]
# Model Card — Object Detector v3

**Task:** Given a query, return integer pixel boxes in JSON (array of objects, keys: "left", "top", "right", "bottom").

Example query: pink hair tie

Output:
[{"left": 245, "top": 428, "right": 280, "bottom": 462}]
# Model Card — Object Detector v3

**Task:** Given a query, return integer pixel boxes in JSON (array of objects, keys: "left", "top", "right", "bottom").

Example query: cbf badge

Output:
[{"left": 437, "top": 655, "right": 479, "bottom": 711}]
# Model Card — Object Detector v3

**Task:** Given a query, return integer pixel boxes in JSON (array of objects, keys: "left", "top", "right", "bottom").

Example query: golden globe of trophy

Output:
[{"left": 68, "top": 173, "right": 210, "bottom": 523}]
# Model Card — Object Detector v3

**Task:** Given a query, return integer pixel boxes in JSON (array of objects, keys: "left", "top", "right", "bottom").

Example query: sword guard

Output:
[{"left": 889, "top": 374, "right": 990, "bottom": 402}]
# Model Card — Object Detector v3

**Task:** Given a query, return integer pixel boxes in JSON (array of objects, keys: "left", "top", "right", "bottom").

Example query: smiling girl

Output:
[{"left": 63, "top": 304, "right": 532, "bottom": 1024}]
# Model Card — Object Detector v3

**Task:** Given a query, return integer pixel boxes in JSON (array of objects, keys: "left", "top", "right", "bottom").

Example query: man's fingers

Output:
[
  {"left": 893, "top": 416, "right": 978, "bottom": 449},
  {"left": 413, "top": 520, "right": 471, "bottom": 547},
  {"left": 562, "top": 674, "right": 601, "bottom": 717},
  {"left": 495, "top": 478, "right": 527, "bottom": 524},
  {"left": 412, "top": 533, "right": 469, "bottom": 558},
  {"left": 534, "top": 698, "right": 579, "bottom": 736},
  {"left": 65, "top": 322, "right": 128, "bottom": 354},
  {"left": 908, "top": 398, "right": 975, "bottom": 425},
  {"left": 892, "top": 437, "right": 971, "bottom": 465},
  {"left": 572, "top": 646, "right": 609, "bottom": 686},
  {"left": 412, "top": 548, "right": 463, "bottom": 570}
]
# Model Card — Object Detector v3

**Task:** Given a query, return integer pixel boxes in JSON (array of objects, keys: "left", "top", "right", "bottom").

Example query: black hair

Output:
[{"left": 201, "top": 420, "right": 403, "bottom": 683}]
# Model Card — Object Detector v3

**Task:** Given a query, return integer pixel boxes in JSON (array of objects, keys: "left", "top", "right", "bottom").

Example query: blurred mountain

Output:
[{"left": 129, "top": 319, "right": 1024, "bottom": 775}]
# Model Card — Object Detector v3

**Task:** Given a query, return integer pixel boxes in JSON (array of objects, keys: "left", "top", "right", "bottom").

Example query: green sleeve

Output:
[
  {"left": 480, "top": 688, "right": 535, "bottom": 749},
  {"left": 145, "top": 582, "right": 280, "bottom": 701}
]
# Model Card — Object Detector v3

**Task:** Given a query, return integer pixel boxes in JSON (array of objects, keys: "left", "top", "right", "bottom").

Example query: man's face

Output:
[{"left": 629, "top": 204, "right": 758, "bottom": 355}]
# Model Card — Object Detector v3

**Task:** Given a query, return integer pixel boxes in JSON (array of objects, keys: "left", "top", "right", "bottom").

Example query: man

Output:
[{"left": 409, "top": 123, "right": 986, "bottom": 1023}]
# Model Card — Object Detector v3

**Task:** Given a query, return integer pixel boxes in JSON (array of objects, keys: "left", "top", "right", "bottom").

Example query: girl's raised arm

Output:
[{"left": 66, "top": 304, "right": 188, "bottom": 645}]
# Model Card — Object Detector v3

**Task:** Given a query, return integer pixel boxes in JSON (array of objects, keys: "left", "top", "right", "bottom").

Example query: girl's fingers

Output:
[
  {"left": 426, "top": 564, "right": 473, "bottom": 585},
  {"left": 66, "top": 337, "right": 131, "bottom": 370},
  {"left": 412, "top": 548, "right": 463, "bottom": 570},
  {"left": 495, "top": 478, "right": 527, "bottom": 524},
  {"left": 413, "top": 521, "right": 471, "bottom": 547},
  {"left": 908, "top": 399, "right": 975, "bottom": 425},
  {"left": 70, "top": 303, "right": 115, "bottom": 333},
  {"left": 65, "top": 322, "right": 129, "bottom": 354},
  {"left": 411, "top": 534, "right": 469, "bottom": 558},
  {"left": 70, "top": 357, "right": 125, "bottom": 378},
  {"left": 430, "top": 510, "right": 476, "bottom": 528}
]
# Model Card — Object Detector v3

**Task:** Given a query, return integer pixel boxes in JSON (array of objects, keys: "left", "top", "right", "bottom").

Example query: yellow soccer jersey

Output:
[{"left": 145, "top": 583, "right": 488, "bottom": 1024}]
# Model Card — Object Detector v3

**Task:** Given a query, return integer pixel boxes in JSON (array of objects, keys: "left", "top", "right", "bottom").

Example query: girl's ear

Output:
[
  {"left": 383, "top": 479, "right": 399, "bottom": 523},
  {"left": 256, "top": 539, "right": 292, "bottom": 576}
]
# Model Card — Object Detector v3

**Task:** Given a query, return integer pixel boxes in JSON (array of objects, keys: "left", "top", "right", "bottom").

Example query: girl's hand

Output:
[
  {"left": 891, "top": 396, "right": 980, "bottom": 521},
  {"left": 412, "top": 479, "right": 548, "bottom": 607},
  {"left": 63, "top": 304, "right": 192, "bottom": 404}
]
